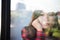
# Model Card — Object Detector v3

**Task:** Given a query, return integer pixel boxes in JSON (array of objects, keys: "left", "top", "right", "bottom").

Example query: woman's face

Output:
[{"left": 37, "top": 12, "right": 56, "bottom": 29}]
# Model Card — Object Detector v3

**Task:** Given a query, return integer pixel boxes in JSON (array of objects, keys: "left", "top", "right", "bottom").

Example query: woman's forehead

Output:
[{"left": 40, "top": 12, "right": 55, "bottom": 14}]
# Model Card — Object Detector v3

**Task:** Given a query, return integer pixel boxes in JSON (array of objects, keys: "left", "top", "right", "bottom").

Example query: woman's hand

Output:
[{"left": 32, "top": 19, "right": 43, "bottom": 31}]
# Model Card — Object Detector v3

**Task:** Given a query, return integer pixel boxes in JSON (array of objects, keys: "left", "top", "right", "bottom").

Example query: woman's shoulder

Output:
[
  {"left": 23, "top": 26, "right": 30, "bottom": 30},
  {"left": 21, "top": 26, "right": 30, "bottom": 32},
  {"left": 21, "top": 25, "right": 36, "bottom": 33},
  {"left": 22, "top": 25, "right": 34, "bottom": 30}
]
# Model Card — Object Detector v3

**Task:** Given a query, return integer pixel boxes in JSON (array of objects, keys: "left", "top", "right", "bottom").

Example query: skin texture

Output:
[{"left": 32, "top": 12, "right": 56, "bottom": 31}]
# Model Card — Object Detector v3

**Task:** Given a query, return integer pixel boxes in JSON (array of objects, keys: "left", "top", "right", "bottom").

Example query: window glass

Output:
[{"left": 11, "top": 0, "right": 60, "bottom": 40}]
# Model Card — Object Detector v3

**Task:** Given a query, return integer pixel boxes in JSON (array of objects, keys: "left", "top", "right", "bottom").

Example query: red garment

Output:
[{"left": 21, "top": 28, "right": 46, "bottom": 40}]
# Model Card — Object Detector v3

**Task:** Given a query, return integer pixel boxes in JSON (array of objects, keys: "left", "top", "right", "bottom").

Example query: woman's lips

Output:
[
  {"left": 46, "top": 23, "right": 50, "bottom": 25},
  {"left": 39, "top": 21, "right": 50, "bottom": 27}
]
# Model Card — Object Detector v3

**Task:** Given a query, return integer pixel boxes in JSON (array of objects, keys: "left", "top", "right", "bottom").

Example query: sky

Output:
[{"left": 11, "top": 0, "right": 60, "bottom": 12}]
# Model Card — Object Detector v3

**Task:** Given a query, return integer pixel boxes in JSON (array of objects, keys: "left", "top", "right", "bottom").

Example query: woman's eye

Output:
[
  {"left": 48, "top": 14, "right": 55, "bottom": 16},
  {"left": 40, "top": 14, "right": 44, "bottom": 16}
]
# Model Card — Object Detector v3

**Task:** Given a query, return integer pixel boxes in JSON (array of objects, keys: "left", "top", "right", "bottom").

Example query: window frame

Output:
[{"left": 1, "top": 0, "right": 10, "bottom": 40}]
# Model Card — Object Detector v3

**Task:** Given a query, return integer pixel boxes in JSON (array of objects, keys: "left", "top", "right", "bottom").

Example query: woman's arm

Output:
[
  {"left": 32, "top": 19, "right": 46, "bottom": 40},
  {"left": 35, "top": 31, "right": 46, "bottom": 40}
]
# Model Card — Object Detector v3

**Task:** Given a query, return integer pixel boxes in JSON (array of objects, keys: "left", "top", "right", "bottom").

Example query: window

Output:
[{"left": 11, "top": 0, "right": 60, "bottom": 40}]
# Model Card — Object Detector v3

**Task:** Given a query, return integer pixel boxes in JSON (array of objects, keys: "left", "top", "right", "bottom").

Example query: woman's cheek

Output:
[
  {"left": 49, "top": 17, "right": 55, "bottom": 22},
  {"left": 47, "top": 17, "right": 55, "bottom": 25},
  {"left": 38, "top": 17, "right": 43, "bottom": 22}
]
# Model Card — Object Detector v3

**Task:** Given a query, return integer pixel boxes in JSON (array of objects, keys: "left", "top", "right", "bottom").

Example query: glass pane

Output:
[{"left": 11, "top": 0, "right": 60, "bottom": 40}]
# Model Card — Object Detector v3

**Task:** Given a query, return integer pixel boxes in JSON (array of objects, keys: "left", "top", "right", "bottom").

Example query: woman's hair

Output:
[
  {"left": 29, "top": 10, "right": 43, "bottom": 25},
  {"left": 56, "top": 11, "right": 60, "bottom": 29},
  {"left": 25, "top": 10, "right": 59, "bottom": 38}
]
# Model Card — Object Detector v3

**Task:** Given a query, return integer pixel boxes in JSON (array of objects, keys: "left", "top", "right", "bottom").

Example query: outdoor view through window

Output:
[{"left": 11, "top": 0, "right": 60, "bottom": 40}]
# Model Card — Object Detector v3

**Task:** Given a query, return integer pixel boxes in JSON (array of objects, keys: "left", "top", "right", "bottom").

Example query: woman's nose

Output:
[{"left": 44, "top": 15, "right": 49, "bottom": 21}]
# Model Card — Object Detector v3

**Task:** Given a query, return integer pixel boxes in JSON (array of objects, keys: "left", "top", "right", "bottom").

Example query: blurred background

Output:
[{"left": 11, "top": 0, "right": 60, "bottom": 40}]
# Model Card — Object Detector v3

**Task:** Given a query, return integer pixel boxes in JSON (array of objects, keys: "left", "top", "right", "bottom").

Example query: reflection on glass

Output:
[{"left": 11, "top": 0, "right": 60, "bottom": 40}]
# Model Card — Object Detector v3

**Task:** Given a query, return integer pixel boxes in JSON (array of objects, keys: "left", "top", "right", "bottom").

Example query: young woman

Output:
[{"left": 21, "top": 10, "right": 60, "bottom": 40}]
